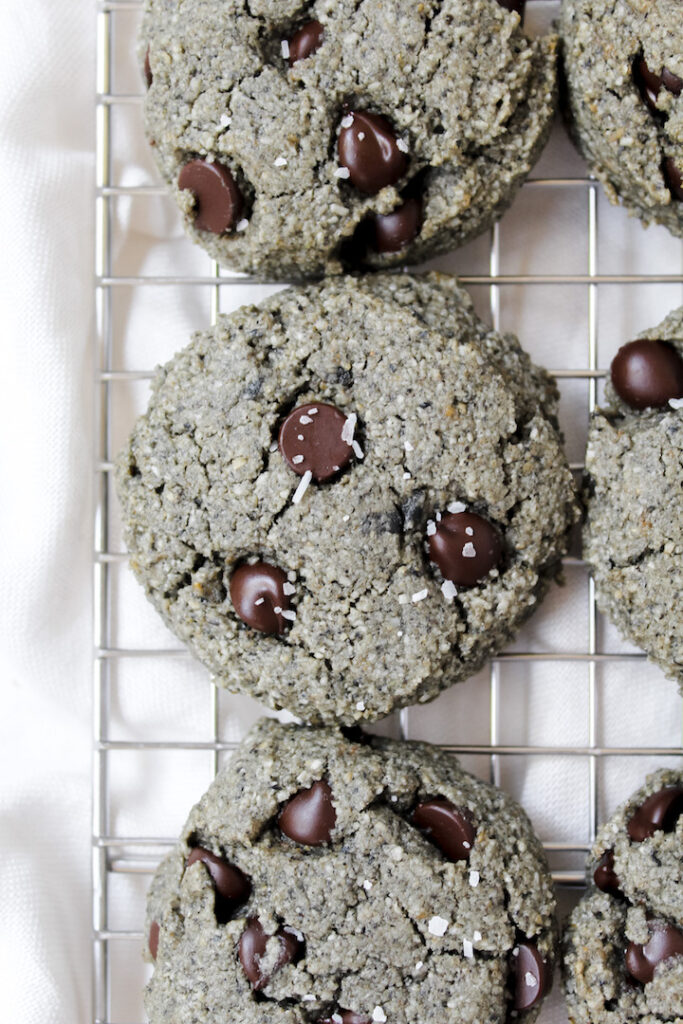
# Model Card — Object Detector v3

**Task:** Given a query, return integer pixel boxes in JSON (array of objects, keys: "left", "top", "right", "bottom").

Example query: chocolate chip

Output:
[
  {"left": 428, "top": 511, "right": 503, "bottom": 587},
  {"left": 319, "top": 1012, "right": 371, "bottom": 1024},
  {"left": 610, "top": 339, "right": 683, "bottom": 409},
  {"left": 187, "top": 846, "right": 251, "bottom": 923},
  {"left": 148, "top": 920, "right": 160, "bottom": 959},
  {"left": 238, "top": 918, "right": 304, "bottom": 990},
  {"left": 511, "top": 941, "right": 549, "bottom": 1011},
  {"left": 278, "top": 403, "right": 355, "bottom": 482},
  {"left": 593, "top": 849, "right": 622, "bottom": 897},
  {"left": 144, "top": 48, "right": 153, "bottom": 88},
  {"left": 626, "top": 920, "right": 683, "bottom": 984},
  {"left": 288, "top": 20, "right": 324, "bottom": 64},
  {"left": 338, "top": 111, "right": 408, "bottom": 194},
  {"left": 412, "top": 798, "right": 476, "bottom": 861},
  {"left": 664, "top": 157, "right": 683, "bottom": 201},
  {"left": 178, "top": 159, "right": 244, "bottom": 234},
  {"left": 627, "top": 785, "right": 683, "bottom": 841},
  {"left": 279, "top": 780, "right": 337, "bottom": 845},
  {"left": 496, "top": 0, "right": 525, "bottom": 14},
  {"left": 229, "top": 562, "right": 292, "bottom": 634},
  {"left": 370, "top": 197, "right": 422, "bottom": 254},
  {"left": 634, "top": 56, "right": 682, "bottom": 112}
]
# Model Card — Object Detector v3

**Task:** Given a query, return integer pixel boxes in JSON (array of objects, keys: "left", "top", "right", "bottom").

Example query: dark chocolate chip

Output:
[
  {"left": 370, "top": 197, "right": 422, "bottom": 254},
  {"left": 593, "top": 849, "right": 622, "bottom": 897},
  {"left": 627, "top": 785, "right": 683, "bottom": 842},
  {"left": 664, "top": 157, "right": 683, "bottom": 201},
  {"left": 412, "top": 798, "right": 476, "bottom": 862},
  {"left": 319, "top": 1012, "right": 372, "bottom": 1024},
  {"left": 338, "top": 111, "right": 408, "bottom": 194},
  {"left": 610, "top": 339, "right": 683, "bottom": 409},
  {"left": 144, "top": 48, "right": 153, "bottom": 88},
  {"left": 626, "top": 920, "right": 683, "bottom": 984},
  {"left": 288, "top": 20, "right": 324, "bottom": 64},
  {"left": 187, "top": 846, "right": 251, "bottom": 922},
  {"left": 279, "top": 780, "right": 337, "bottom": 845},
  {"left": 511, "top": 941, "right": 549, "bottom": 1011},
  {"left": 238, "top": 918, "right": 304, "bottom": 990},
  {"left": 148, "top": 920, "right": 160, "bottom": 959},
  {"left": 634, "top": 56, "right": 682, "bottom": 112},
  {"left": 178, "top": 159, "right": 244, "bottom": 234},
  {"left": 229, "top": 562, "right": 292, "bottom": 635},
  {"left": 428, "top": 511, "right": 503, "bottom": 587},
  {"left": 496, "top": 0, "right": 525, "bottom": 14},
  {"left": 278, "top": 403, "right": 355, "bottom": 482}
]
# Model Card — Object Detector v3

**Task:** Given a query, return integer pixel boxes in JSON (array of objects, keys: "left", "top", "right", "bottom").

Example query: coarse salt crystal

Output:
[
  {"left": 341, "top": 413, "right": 357, "bottom": 445},
  {"left": 415, "top": 961, "right": 423, "bottom": 971},
  {"left": 274, "top": 156, "right": 288, "bottom": 167},
  {"left": 299, "top": 414, "right": 313, "bottom": 424},
  {"left": 283, "top": 581, "right": 296, "bottom": 595},
  {"left": 372, "top": 1008, "right": 386, "bottom": 1024},
  {"left": 398, "top": 594, "right": 408, "bottom": 604},
  {"left": 292, "top": 470, "right": 313, "bottom": 505},
  {"left": 462, "top": 841, "right": 471, "bottom": 849},
  {"left": 281, "top": 39, "right": 290, "bottom": 58},
  {"left": 525, "top": 972, "right": 538, "bottom": 988},
  {"left": 236, "top": 218, "right": 249, "bottom": 232},
  {"left": 396, "top": 138, "right": 409, "bottom": 153},
  {"left": 512, "top": 947, "right": 520, "bottom": 957},
  {"left": 403, "top": 471, "right": 411, "bottom": 479},
  {"left": 292, "top": 454, "right": 305, "bottom": 464},
  {"left": 356, "top": 700, "right": 365, "bottom": 711},
  {"left": 463, "top": 939, "right": 474, "bottom": 958},
  {"left": 397, "top": 630, "right": 403, "bottom": 637},
  {"left": 473, "top": 930, "right": 482, "bottom": 942},
  {"left": 352, "top": 440, "right": 364, "bottom": 460},
  {"left": 219, "top": 113, "right": 231, "bottom": 128},
  {"left": 447, "top": 501, "right": 466, "bottom": 514},
  {"left": 334, "top": 166, "right": 351, "bottom": 179},
  {"left": 404, "top": 440, "right": 414, "bottom": 452},
  {"left": 465, "top": 526, "right": 474, "bottom": 536},
  {"left": 281, "top": 609, "right": 296, "bottom": 621},
  {"left": 302, "top": 995, "right": 315, "bottom": 1002},
  {"left": 469, "top": 870, "right": 480, "bottom": 887},
  {"left": 310, "top": 759, "right": 322, "bottom": 770},
  {"left": 255, "top": 597, "right": 265, "bottom": 606},
  {"left": 427, "top": 520, "right": 437, "bottom": 536},
  {"left": 441, "top": 579, "right": 457, "bottom": 602},
  {"left": 269, "top": 441, "right": 278, "bottom": 452},
  {"left": 362, "top": 879, "right": 372, "bottom": 891},
  {"left": 412, "top": 589, "right": 428, "bottom": 603},
  {"left": 342, "top": 514, "right": 350, "bottom": 522},
  {"left": 357, "top": 131, "right": 365, "bottom": 140},
  {"left": 340, "top": 114, "right": 354, "bottom": 129},
  {"left": 332, "top": 1015, "right": 343, "bottom": 1024},
  {"left": 670, "top": 397, "right": 683, "bottom": 409},
  {"left": 428, "top": 916, "right": 449, "bottom": 936},
  {"left": 462, "top": 542, "right": 476, "bottom": 558},
  {"left": 273, "top": 606, "right": 282, "bottom": 614},
  {"left": 308, "top": 407, "right": 319, "bottom": 415},
  {"left": 298, "top": 434, "right": 304, "bottom": 441}
]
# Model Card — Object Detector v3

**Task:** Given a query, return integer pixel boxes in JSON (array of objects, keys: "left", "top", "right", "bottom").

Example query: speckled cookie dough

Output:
[
  {"left": 563, "top": 768, "right": 683, "bottom": 1024},
  {"left": 144, "top": 718, "right": 558, "bottom": 1024},
  {"left": 140, "top": 0, "right": 557, "bottom": 279},
  {"left": 115, "top": 273, "right": 577, "bottom": 724},
  {"left": 560, "top": 0, "right": 683, "bottom": 238},
  {"left": 583, "top": 306, "right": 683, "bottom": 688}
]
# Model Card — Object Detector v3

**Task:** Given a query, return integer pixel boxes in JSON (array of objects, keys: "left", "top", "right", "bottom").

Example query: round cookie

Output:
[
  {"left": 140, "top": 0, "right": 557, "bottom": 279},
  {"left": 145, "top": 718, "right": 558, "bottom": 1024},
  {"left": 560, "top": 0, "right": 683, "bottom": 238},
  {"left": 583, "top": 306, "right": 683, "bottom": 687},
  {"left": 563, "top": 768, "right": 683, "bottom": 1024},
  {"left": 115, "top": 273, "right": 577, "bottom": 724}
]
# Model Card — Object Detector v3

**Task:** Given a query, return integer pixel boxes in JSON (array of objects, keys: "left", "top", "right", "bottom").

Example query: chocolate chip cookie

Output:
[
  {"left": 115, "top": 273, "right": 577, "bottom": 724},
  {"left": 563, "top": 768, "right": 683, "bottom": 1024},
  {"left": 144, "top": 718, "right": 558, "bottom": 1024},
  {"left": 140, "top": 0, "right": 557, "bottom": 278},
  {"left": 583, "top": 306, "right": 683, "bottom": 687},
  {"left": 560, "top": 0, "right": 683, "bottom": 237}
]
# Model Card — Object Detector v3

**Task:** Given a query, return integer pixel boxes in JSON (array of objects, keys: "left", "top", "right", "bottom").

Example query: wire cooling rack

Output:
[{"left": 93, "top": 3, "right": 683, "bottom": 1022}]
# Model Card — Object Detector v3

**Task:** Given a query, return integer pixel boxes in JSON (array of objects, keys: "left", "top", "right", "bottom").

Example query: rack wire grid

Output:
[{"left": 93, "top": 3, "right": 683, "bottom": 1022}]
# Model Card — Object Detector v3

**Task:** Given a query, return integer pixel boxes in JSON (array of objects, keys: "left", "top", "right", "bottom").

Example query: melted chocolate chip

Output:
[
  {"left": 627, "top": 786, "right": 683, "bottom": 842},
  {"left": 279, "top": 780, "right": 337, "bottom": 845},
  {"left": 511, "top": 942, "right": 549, "bottom": 1011},
  {"left": 496, "top": 0, "right": 525, "bottom": 14},
  {"left": 338, "top": 111, "right": 408, "bottom": 194},
  {"left": 593, "top": 849, "right": 622, "bottom": 897},
  {"left": 148, "top": 920, "right": 160, "bottom": 959},
  {"left": 319, "top": 1012, "right": 371, "bottom": 1024},
  {"left": 370, "top": 197, "right": 422, "bottom": 254},
  {"left": 610, "top": 339, "right": 683, "bottom": 409},
  {"left": 279, "top": 403, "right": 354, "bottom": 481},
  {"left": 626, "top": 920, "right": 683, "bottom": 984},
  {"left": 229, "top": 562, "right": 291, "bottom": 634},
  {"left": 664, "top": 157, "right": 683, "bottom": 201},
  {"left": 144, "top": 48, "right": 153, "bottom": 88},
  {"left": 412, "top": 798, "right": 475, "bottom": 862},
  {"left": 178, "top": 159, "right": 244, "bottom": 234},
  {"left": 187, "top": 847, "right": 251, "bottom": 922},
  {"left": 428, "top": 511, "right": 503, "bottom": 587},
  {"left": 288, "top": 20, "right": 324, "bottom": 64},
  {"left": 238, "top": 918, "right": 304, "bottom": 990},
  {"left": 634, "top": 56, "right": 683, "bottom": 112}
]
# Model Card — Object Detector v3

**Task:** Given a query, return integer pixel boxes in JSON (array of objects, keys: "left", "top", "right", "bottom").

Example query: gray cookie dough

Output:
[
  {"left": 115, "top": 273, "right": 577, "bottom": 725},
  {"left": 563, "top": 768, "right": 683, "bottom": 1024},
  {"left": 583, "top": 306, "right": 683, "bottom": 688},
  {"left": 560, "top": 0, "right": 683, "bottom": 238},
  {"left": 140, "top": 0, "right": 557, "bottom": 279},
  {"left": 145, "top": 718, "right": 558, "bottom": 1024}
]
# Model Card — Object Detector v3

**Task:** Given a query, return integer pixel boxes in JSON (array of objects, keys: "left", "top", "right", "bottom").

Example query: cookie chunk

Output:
[
  {"left": 145, "top": 718, "right": 558, "bottom": 1024},
  {"left": 560, "top": 0, "right": 683, "bottom": 238},
  {"left": 583, "top": 306, "right": 683, "bottom": 687},
  {"left": 563, "top": 769, "right": 683, "bottom": 1024},
  {"left": 115, "top": 273, "right": 577, "bottom": 724},
  {"left": 140, "top": 0, "right": 557, "bottom": 278}
]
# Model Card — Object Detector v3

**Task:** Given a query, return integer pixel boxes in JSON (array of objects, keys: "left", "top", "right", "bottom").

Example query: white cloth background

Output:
[{"left": 0, "top": 2, "right": 681, "bottom": 1023}]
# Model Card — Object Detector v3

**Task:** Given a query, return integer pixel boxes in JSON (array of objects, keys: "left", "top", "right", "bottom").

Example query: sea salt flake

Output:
[
  {"left": 463, "top": 938, "right": 474, "bottom": 958},
  {"left": 341, "top": 413, "right": 357, "bottom": 445},
  {"left": 292, "top": 470, "right": 313, "bottom": 505},
  {"left": 236, "top": 218, "right": 249, "bottom": 232},
  {"left": 447, "top": 501, "right": 466, "bottom": 514},
  {"left": 670, "top": 397, "right": 683, "bottom": 409},
  {"left": 462, "top": 542, "right": 476, "bottom": 558},
  {"left": 292, "top": 454, "right": 305, "bottom": 464},
  {"left": 283, "top": 582, "right": 296, "bottom": 595},
  {"left": 299, "top": 414, "right": 313, "bottom": 424},
  {"left": 280, "top": 39, "right": 290, "bottom": 58},
  {"left": 428, "top": 916, "right": 449, "bottom": 937},
  {"left": 396, "top": 138, "right": 409, "bottom": 153},
  {"left": 525, "top": 972, "right": 538, "bottom": 989},
  {"left": 334, "top": 166, "right": 351, "bottom": 179},
  {"left": 441, "top": 579, "right": 457, "bottom": 602},
  {"left": 274, "top": 156, "right": 288, "bottom": 167},
  {"left": 469, "top": 870, "right": 480, "bottom": 888},
  {"left": 412, "top": 589, "right": 428, "bottom": 603},
  {"left": 372, "top": 1008, "right": 386, "bottom": 1024},
  {"left": 340, "top": 114, "right": 354, "bottom": 129}
]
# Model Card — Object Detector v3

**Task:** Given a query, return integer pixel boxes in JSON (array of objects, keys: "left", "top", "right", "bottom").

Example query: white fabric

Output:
[{"left": 0, "top": 2, "right": 681, "bottom": 1023}]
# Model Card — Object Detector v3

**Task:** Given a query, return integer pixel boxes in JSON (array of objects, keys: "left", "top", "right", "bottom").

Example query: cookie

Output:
[
  {"left": 560, "top": 0, "right": 683, "bottom": 238},
  {"left": 140, "top": 0, "right": 557, "bottom": 278},
  {"left": 563, "top": 768, "right": 683, "bottom": 1024},
  {"left": 583, "top": 306, "right": 683, "bottom": 687},
  {"left": 144, "top": 718, "right": 558, "bottom": 1024},
  {"left": 115, "top": 272, "right": 577, "bottom": 724}
]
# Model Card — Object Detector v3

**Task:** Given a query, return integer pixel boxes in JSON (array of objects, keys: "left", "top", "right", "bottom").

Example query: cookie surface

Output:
[
  {"left": 563, "top": 769, "right": 683, "bottom": 1024},
  {"left": 116, "top": 273, "right": 577, "bottom": 724},
  {"left": 140, "top": 0, "right": 557, "bottom": 278},
  {"left": 583, "top": 306, "right": 683, "bottom": 687},
  {"left": 145, "top": 718, "right": 557, "bottom": 1024},
  {"left": 560, "top": 0, "right": 683, "bottom": 237}
]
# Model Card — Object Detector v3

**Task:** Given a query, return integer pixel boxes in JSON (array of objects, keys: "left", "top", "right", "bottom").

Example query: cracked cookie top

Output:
[
  {"left": 583, "top": 305, "right": 683, "bottom": 688},
  {"left": 139, "top": 0, "right": 557, "bottom": 278},
  {"left": 115, "top": 272, "right": 577, "bottom": 724},
  {"left": 144, "top": 718, "right": 557, "bottom": 1024}
]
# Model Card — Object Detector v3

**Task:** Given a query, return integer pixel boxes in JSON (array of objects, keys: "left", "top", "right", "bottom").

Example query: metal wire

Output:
[{"left": 93, "top": 4, "right": 683, "bottom": 1021}]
